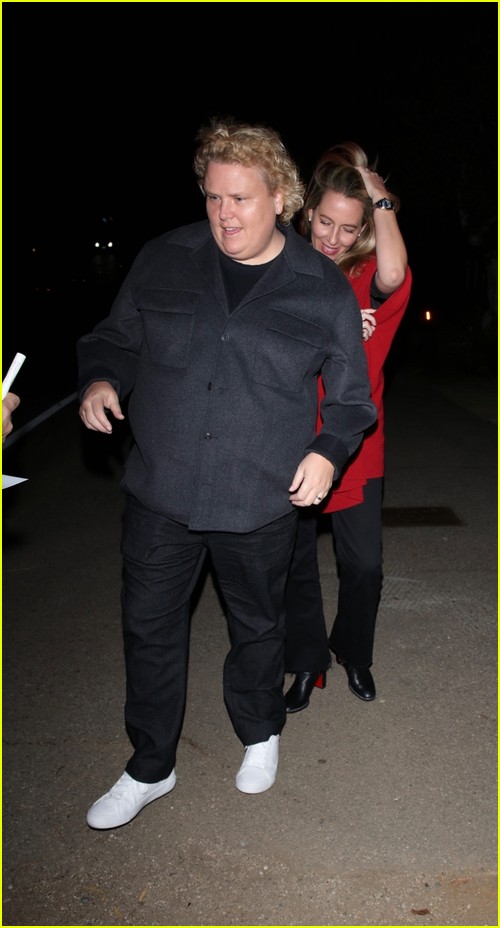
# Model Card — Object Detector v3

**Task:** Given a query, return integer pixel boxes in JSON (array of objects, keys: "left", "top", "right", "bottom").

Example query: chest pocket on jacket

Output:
[
  {"left": 253, "top": 312, "right": 325, "bottom": 393},
  {"left": 140, "top": 289, "right": 198, "bottom": 369}
]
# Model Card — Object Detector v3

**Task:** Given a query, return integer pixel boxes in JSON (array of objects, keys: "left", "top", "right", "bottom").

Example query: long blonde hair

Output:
[{"left": 301, "top": 142, "right": 400, "bottom": 276}]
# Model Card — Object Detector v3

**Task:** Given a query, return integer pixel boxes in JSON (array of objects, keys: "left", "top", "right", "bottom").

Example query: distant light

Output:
[
  {"left": 107, "top": 241, "right": 113, "bottom": 248},
  {"left": 95, "top": 241, "right": 100, "bottom": 248},
  {"left": 424, "top": 310, "right": 432, "bottom": 322}
]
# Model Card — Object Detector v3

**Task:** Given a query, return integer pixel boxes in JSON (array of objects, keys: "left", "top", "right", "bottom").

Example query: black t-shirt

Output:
[{"left": 219, "top": 250, "right": 282, "bottom": 312}]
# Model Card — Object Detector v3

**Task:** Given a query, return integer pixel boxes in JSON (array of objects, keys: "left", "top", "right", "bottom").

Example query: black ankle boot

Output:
[
  {"left": 284, "top": 671, "right": 326, "bottom": 714},
  {"left": 335, "top": 655, "right": 375, "bottom": 701}
]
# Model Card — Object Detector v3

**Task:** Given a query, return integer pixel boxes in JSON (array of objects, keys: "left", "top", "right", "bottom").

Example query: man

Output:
[{"left": 78, "top": 119, "right": 377, "bottom": 829}]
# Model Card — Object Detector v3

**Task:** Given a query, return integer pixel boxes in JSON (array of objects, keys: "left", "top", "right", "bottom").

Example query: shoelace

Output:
[
  {"left": 244, "top": 743, "right": 270, "bottom": 768},
  {"left": 108, "top": 773, "right": 145, "bottom": 798}
]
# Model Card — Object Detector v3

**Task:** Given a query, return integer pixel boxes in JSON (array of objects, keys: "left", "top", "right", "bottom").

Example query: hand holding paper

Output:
[{"left": 3, "top": 353, "right": 28, "bottom": 488}]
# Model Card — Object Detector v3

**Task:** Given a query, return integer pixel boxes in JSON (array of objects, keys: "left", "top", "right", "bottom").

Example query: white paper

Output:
[
  {"left": 2, "top": 475, "right": 28, "bottom": 489},
  {"left": 2, "top": 353, "right": 26, "bottom": 400}
]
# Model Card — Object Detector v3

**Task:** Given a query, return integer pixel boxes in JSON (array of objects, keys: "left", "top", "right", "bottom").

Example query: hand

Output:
[
  {"left": 356, "top": 165, "right": 388, "bottom": 202},
  {"left": 79, "top": 381, "right": 125, "bottom": 433},
  {"left": 2, "top": 391, "right": 20, "bottom": 441},
  {"left": 288, "top": 452, "right": 334, "bottom": 507},
  {"left": 361, "top": 308, "right": 377, "bottom": 341}
]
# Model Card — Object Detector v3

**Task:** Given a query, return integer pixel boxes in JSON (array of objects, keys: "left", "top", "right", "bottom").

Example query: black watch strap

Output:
[{"left": 373, "top": 198, "right": 394, "bottom": 210}]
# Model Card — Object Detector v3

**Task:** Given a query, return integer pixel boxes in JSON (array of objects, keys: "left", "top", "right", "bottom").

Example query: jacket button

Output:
[
  {"left": 221, "top": 333, "right": 229, "bottom": 341},
  {"left": 204, "top": 432, "right": 212, "bottom": 439}
]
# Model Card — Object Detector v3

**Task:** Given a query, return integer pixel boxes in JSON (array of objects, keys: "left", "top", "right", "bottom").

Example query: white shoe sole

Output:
[{"left": 236, "top": 773, "right": 276, "bottom": 794}]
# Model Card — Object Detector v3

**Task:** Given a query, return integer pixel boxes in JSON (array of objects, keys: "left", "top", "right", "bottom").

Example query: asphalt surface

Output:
[{"left": 2, "top": 365, "right": 497, "bottom": 927}]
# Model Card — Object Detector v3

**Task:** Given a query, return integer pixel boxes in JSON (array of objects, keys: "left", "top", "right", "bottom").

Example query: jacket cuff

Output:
[{"left": 305, "top": 433, "right": 349, "bottom": 479}]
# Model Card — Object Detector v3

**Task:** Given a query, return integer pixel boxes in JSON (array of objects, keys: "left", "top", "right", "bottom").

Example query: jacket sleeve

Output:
[
  {"left": 76, "top": 251, "right": 146, "bottom": 401},
  {"left": 305, "top": 284, "right": 378, "bottom": 478},
  {"left": 365, "top": 266, "right": 412, "bottom": 371}
]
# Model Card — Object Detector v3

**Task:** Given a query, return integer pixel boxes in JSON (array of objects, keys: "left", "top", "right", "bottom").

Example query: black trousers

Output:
[
  {"left": 285, "top": 478, "right": 383, "bottom": 672},
  {"left": 121, "top": 494, "right": 297, "bottom": 783}
]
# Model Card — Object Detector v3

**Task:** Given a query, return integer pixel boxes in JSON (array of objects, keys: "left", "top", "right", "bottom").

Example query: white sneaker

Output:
[
  {"left": 87, "top": 769, "right": 176, "bottom": 829},
  {"left": 236, "top": 734, "right": 279, "bottom": 794}
]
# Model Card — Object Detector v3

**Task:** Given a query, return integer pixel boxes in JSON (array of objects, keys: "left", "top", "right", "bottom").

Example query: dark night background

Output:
[{"left": 3, "top": 3, "right": 498, "bottom": 429}]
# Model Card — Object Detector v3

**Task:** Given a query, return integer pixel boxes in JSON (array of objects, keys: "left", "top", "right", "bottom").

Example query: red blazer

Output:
[{"left": 318, "top": 256, "right": 412, "bottom": 512}]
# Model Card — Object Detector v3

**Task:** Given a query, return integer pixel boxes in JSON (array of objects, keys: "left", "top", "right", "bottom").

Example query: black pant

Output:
[
  {"left": 121, "top": 494, "right": 297, "bottom": 782},
  {"left": 285, "top": 478, "right": 383, "bottom": 672},
  {"left": 283, "top": 508, "right": 330, "bottom": 672}
]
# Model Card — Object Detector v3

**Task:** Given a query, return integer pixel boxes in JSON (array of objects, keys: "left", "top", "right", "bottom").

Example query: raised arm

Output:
[{"left": 356, "top": 166, "right": 407, "bottom": 295}]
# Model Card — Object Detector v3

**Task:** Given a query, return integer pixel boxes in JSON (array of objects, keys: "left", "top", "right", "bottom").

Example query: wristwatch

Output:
[{"left": 373, "top": 198, "right": 394, "bottom": 210}]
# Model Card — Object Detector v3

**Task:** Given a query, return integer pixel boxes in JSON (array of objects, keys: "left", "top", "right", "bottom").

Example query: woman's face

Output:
[{"left": 309, "top": 190, "right": 365, "bottom": 263}]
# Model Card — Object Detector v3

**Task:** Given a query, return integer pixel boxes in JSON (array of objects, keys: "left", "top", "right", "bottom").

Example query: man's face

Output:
[{"left": 204, "top": 162, "right": 284, "bottom": 265}]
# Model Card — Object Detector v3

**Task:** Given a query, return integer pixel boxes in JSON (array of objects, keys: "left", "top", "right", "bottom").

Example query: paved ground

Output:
[{"left": 2, "top": 366, "right": 497, "bottom": 927}]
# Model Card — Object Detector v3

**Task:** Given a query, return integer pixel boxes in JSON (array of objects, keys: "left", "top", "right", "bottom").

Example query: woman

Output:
[{"left": 284, "top": 142, "right": 412, "bottom": 711}]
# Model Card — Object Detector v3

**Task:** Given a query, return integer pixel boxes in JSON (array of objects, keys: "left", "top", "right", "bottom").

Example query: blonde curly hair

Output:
[{"left": 193, "top": 118, "right": 305, "bottom": 225}]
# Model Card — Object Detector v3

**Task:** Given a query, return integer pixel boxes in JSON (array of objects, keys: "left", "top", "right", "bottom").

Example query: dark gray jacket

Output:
[{"left": 77, "top": 221, "right": 377, "bottom": 532}]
